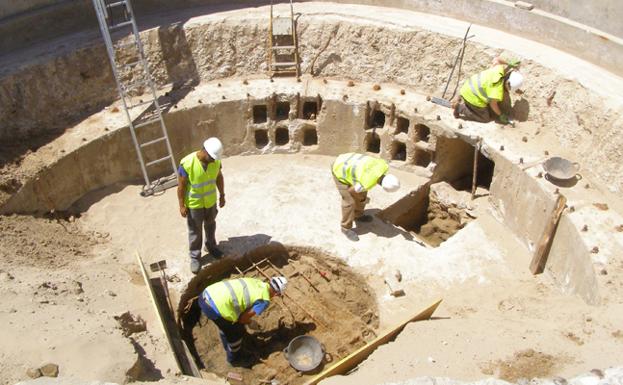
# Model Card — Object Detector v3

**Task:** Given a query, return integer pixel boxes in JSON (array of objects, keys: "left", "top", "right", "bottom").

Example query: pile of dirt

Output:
[
  {"left": 0, "top": 214, "right": 104, "bottom": 269},
  {"left": 480, "top": 349, "right": 567, "bottom": 382},
  {"left": 185, "top": 247, "right": 379, "bottom": 385}
]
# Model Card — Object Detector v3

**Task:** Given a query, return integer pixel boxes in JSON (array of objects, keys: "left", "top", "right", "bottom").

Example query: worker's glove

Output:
[
  {"left": 507, "top": 58, "right": 521, "bottom": 68},
  {"left": 499, "top": 114, "right": 510, "bottom": 124}
]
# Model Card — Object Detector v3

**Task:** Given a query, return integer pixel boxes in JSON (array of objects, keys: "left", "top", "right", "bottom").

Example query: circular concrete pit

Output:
[
  {"left": 1, "top": 2, "right": 623, "bottom": 385},
  {"left": 179, "top": 245, "right": 379, "bottom": 383}
]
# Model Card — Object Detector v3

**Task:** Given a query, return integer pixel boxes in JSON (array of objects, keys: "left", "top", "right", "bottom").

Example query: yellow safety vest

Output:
[
  {"left": 332, "top": 153, "right": 389, "bottom": 191},
  {"left": 180, "top": 152, "right": 221, "bottom": 209},
  {"left": 460, "top": 65, "right": 506, "bottom": 108},
  {"left": 204, "top": 278, "right": 271, "bottom": 323}
]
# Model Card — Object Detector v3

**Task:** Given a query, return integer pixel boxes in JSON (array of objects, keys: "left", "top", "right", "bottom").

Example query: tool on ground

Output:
[
  {"left": 92, "top": 0, "right": 178, "bottom": 196},
  {"left": 268, "top": 0, "right": 300, "bottom": 77},
  {"left": 430, "top": 24, "right": 473, "bottom": 108}
]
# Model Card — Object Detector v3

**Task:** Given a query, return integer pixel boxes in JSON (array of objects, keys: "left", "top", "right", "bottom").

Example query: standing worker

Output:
[
  {"left": 198, "top": 276, "right": 288, "bottom": 367},
  {"left": 332, "top": 153, "right": 400, "bottom": 241},
  {"left": 453, "top": 57, "right": 523, "bottom": 124},
  {"left": 178, "top": 137, "right": 226, "bottom": 274}
]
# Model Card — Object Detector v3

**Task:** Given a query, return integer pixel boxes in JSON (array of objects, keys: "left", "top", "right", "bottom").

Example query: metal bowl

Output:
[
  {"left": 283, "top": 335, "right": 324, "bottom": 372},
  {"left": 543, "top": 157, "right": 581, "bottom": 181}
]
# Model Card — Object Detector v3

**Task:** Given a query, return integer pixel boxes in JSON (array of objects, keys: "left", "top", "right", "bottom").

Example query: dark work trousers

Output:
[
  {"left": 198, "top": 294, "right": 244, "bottom": 362},
  {"left": 455, "top": 89, "right": 512, "bottom": 123},
  {"left": 186, "top": 205, "right": 217, "bottom": 260},
  {"left": 334, "top": 176, "right": 367, "bottom": 230}
]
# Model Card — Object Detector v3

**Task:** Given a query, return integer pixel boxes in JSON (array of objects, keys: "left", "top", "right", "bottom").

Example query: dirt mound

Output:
[
  {"left": 0, "top": 214, "right": 103, "bottom": 269},
  {"left": 480, "top": 349, "right": 568, "bottom": 382}
]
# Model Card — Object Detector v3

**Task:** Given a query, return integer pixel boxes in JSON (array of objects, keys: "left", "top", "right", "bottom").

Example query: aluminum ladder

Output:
[
  {"left": 268, "top": 0, "right": 300, "bottom": 77},
  {"left": 92, "top": 0, "right": 178, "bottom": 196}
]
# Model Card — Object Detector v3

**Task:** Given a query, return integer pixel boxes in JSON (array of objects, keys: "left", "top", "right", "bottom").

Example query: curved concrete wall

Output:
[{"left": 1, "top": 0, "right": 622, "bottom": 77}]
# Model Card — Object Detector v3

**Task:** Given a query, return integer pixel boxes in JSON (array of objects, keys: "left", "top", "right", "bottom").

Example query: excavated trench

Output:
[{"left": 178, "top": 244, "right": 379, "bottom": 383}]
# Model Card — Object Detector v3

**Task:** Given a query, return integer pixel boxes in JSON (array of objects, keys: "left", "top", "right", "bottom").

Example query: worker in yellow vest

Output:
[
  {"left": 453, "top": 57, "right": 523, "bottom": 124},
  {"left": 177, "top": 137, "right": 226, "bottom": 274},
  {"left": 332, "top": 153, "right": 400, "bottom": 241},
  {"left": 198, "top": 276, "right": 287, "bottom": 366}
]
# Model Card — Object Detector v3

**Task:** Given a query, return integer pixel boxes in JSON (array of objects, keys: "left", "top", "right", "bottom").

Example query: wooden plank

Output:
[
  {"left": 306, "top": 299, "right": 443, "bottom": 385},
  {"left": 530, "top": 194, "right": 567, "bottom": 274},
  {"left": 136, "top": 252, "right": 201, "bottom": 377}
]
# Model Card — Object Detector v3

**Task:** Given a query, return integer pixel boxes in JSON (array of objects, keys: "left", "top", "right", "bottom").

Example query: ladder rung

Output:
[
  {"left": 272, "top": 45, "right": 296, "bottom": 50},
  {"left": 140, "top": 136, "right": 167, "bottom": 148},
  {"left": 106, "top": 1, "right": 126, "bottom": 8},
  {"left": 128, "top": 99, "right": 154, "bottom": 109},
  {"left": 133, "top": 118, "right": 161, "bottom": 129},
  {"left": 119, "top": 60, "right": 141, "bottom": 69},
  {"left": 272, "top": 62, "right": 297, "bottom": 67},
  {"left": 146, "top": 155, "right": 172, "bottom": 167},
  {"left": 115, "top": 39, "right": 137, "bottom": 49},
  {"left": 109, "top": 20, "right": 133, "bottom": 30},
  {"left": 122, "top": 79, "right": 149, "bottom": 92}
]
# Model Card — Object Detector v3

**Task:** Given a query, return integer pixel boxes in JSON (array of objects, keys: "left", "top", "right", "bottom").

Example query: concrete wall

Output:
[
  {"left": 528, "top": 0, "right": 623, "bottom": 37},
  {"left": 1, "top": 0, "right": 622, "bottom": 77}
]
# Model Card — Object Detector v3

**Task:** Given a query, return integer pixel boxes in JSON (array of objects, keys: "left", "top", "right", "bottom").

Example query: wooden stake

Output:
[
  {"left": 530, "top": 194, "right": 567, "bottom": 274},
  {"left": 267, "top": 259, "right": 320, "bottom": 292},
  {"left": 471, "top": 138, "right": 481, "bottom": 200}
]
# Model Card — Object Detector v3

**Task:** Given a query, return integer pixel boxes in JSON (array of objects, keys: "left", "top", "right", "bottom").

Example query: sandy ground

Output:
[{"left": 1, "top": 154, "right": 622, "bottom": 385}]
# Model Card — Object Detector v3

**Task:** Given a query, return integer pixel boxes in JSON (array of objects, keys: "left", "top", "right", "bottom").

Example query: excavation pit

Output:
[
  {"left": 303, "top": 128, "right": 318, "bottom": 146},
  {"left": 253, "top": 105, "right": 268, "bottom": 123},
  {"left": 255, "top": 129, "right": 269, "bottom": 148},
  {"left": 380, "top": 182, "right": 474, "bottom": 247},
  {"left": 275, "top": 126, "right": 290, "bottom": 146},
  {"left": 365, "top": 131, "right": 381, "bottom": 153},
  {"left": 179, "top": 244, "right": 379, "bottom": 384},
  {"left": 396, "top": 116, "right": 409, "bottom": 135},
  {"left": 369, "top": 110, "right": 386, "bottom": 129},
  {"left": 276, "top": 102, "right": 291, "bottom": 121},
  {"left": 302, "top": 101, "right": 318, "bottom": 120}
]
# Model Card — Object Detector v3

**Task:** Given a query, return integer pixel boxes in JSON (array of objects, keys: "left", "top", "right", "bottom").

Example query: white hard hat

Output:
[
  {"left": 508, "top": 71, "right": 524, "bottom": 91},
  {"left": 381, "top": 174, "right": 400, "bottom": 192},
  {"left": 269, "top": 276, "right": 287, "bottom": 295},
  {"left": 203, "top": 137, "right": 223, "bottom": 160}
]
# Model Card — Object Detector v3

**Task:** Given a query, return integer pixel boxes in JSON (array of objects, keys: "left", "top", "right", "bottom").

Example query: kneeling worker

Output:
[
  {"left": 198, "top": 276, "right": 287, "bottom": 366},
  {"left": 332, "top": 153, "right": 400, "bottom": 241},
  {"left": 453, "top": 57, "right": 523, "bottom": 124}
]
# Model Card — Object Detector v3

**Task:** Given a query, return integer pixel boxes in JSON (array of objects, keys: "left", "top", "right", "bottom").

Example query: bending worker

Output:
[
  {"left": 332, "top": 153, "right": 400, "bottom": 241},
  {"left": 198, "top": 276, "right": 288, "bottom": 366},
  {"left": 453, "top": 57, "right": 523, "bottom": 124},
  {"left": 177, "top": 137, "right": 226, "bottom": 274}
]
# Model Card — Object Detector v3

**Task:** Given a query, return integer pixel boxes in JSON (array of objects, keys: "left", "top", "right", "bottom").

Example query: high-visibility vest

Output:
[
  {"left": 180, "top": 152, "right": 221, "bottom": 209},
  {"left": 204, "top": 278, "right": 271, "bottom": 323},
  {"left": 460, "top": 65, "right": 506, "bottom": 108},
  {"left": 332, "top": 153, "right": 389, "bottom": 191}
]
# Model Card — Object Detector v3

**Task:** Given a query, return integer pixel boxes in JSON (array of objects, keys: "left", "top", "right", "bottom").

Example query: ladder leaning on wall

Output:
[
  {"left": 268, "top": 0, "right": 300, "bottom": 78},
  {"left": 92, "top": 0, "right": 178, "bottom": 196}
]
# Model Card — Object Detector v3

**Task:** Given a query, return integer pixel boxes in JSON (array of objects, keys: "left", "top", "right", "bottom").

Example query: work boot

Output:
[
  {"left": 208, "top": 247, "right": 224, "bottom": 259},
  {"left": 340, "top": 227, "right": 359, "bottom": 242},
  {"left": 229, "top": 353, "right": 254, "bottom": 368},
  {"left": 355, "top": 214, "right": 373, "bottom": 223},
  {"left": 190, "top": 258, "right": 201, "bottom": 274}
]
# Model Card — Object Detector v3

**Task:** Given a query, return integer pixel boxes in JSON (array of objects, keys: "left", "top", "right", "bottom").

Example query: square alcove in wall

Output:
[
  {"left": 391, "top": 141, "right": 407, "bottom": 161},
  {"left": 303, "top": 101, "right": 318, "bottom": 120},
  {"left": 395, "top": 116, "right": 409, "bottom": 135},
  {"left": 365, "top": 131, "right": 381, "bottom": 153},
  {"left": 275, "top": 126, "right": 289, "bottom": 145},
  {"left": 255, "top": 129, "right": 269, "bottom": 148},
  {"left": 369, "top": 110, "right": 386, "bottom": 129},
  {"left": 276, "top": 102, "right": 290, "bottom": 121},
  {"left": 415, "top": 124, "right": 431, "bottom": 142},
  {"left": 253, "top": 105, "right": 267, "bottom": 124},
  {"left": 303, "top": 128, "right": 318, "bottom": 146},
  {"left": 415, "top": 150, "right": 432, "bottom": 168}
]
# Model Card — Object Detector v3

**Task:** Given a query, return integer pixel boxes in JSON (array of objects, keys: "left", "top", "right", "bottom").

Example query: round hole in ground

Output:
[{"left": 179, "top": 244, "right": 379, "bottom": 384}]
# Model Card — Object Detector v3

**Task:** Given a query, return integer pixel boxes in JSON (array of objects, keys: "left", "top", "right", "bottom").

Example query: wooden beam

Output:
[
  {"left": 305, "top": 299, "right": 443, "bottom": 385},
  {"left": 530, "top": 194, "right": 567, "bottom": 274}
]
